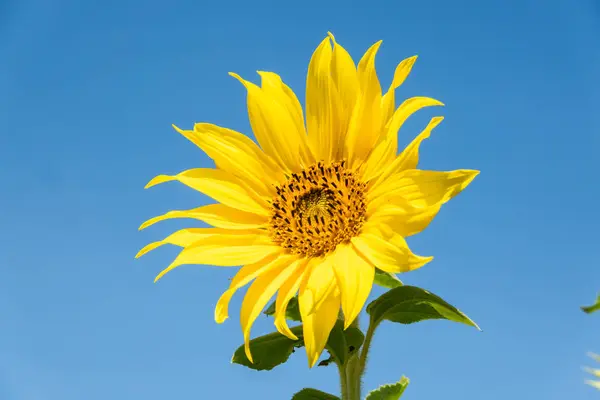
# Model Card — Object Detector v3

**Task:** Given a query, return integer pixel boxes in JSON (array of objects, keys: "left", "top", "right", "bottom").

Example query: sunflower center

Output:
[{"left": 269, "top": 161, "right": 367, "bottom": 257}]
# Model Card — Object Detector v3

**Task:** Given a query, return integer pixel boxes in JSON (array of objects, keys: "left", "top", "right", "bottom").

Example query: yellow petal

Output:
[
  {"left": 299, "top": 284, "right": 341, "bottom": 368},
  {"left": 135, "top": 228, "right": 233, "bottom": 258},
  {"left": 257, "top": 71, "right": 315, "bottom": 166},
  {"left": 368, "top": 202, "right": 441, "bottom": 238},
  {"left": 306, "top": 36, "right": 338, "bottom": 163},
  {"left": 274, "top": 258, "right": 309, "bottom": 340},
  {"left": 240, "top": 259, "right": 301, "bottom": 363},
  {"left": 154, "top": 233, "right": 280, "bottom": 282},
  {"left": 174, "top": 123, "right": 283, "bottom": 196},
  {"left": 139, "top": 204, "right": 268, "bottom": 231},
  {"left": 352, "top": 231, "right": 432, "bottom": 273},
  {"left": 214, "top": 253, "right": 288, "bottom": 324},
  {"left": 328, "top": 32, "right": 359, "bottom": 160},
  {"left": 369, "top": 169, "right": 480, "bottom": 210},
  {"left": 360, "top": 131, "right": 395, "bottom": 183},
  {"left": 381, "top": 55, "right": 418, "bottom": 125},
  {"left": 145, "top": 168, "right": 270, "bottom": 216},
  {"left": 332, "top": 244, "right": 374, "bottom": 329},
  {"left": 229, "top": 72, "right": 304, "bottom": 173},
  {"left": 585, "top": 367, "right": 600, "bottom": 379},
  {"left": 345, "top": 41, "right": 383, "bottom": 165},
  {"left": 370, "top": 97, "right": 444, "bottom": 171},
  {"left": 299, "top": 256, "right": 337, "bottom": 316},
  {"left": 586, "top": 380, "right": 600, "bottom": 390},
  {"left": 368, "top": 116, "right": 444, "bottom": 186}
]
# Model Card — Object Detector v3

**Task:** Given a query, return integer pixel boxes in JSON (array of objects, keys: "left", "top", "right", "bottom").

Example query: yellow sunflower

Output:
[
  {"left": 586, "top": 353, "right": 600, "bottom": 390},
  {"left": 137, "top": 33, "right": 478, "bottom": 368}
]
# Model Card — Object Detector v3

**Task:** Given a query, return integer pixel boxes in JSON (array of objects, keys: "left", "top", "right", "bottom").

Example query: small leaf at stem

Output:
[
  {"left": 366, "top": 285, "right": 480, "bottom": 330},
  {"left": 264, "top": 296, "right": 302, "bottom": 321},
  {"left": 581, "top": 294, "right": 600, "bottom": 314},
  {"left": 291, "top": 388, "right": 341, "bottom": 399},
  {"left": 344, "top": 326, "right": 365, "bottom": 355},
  {"left": 373, "top": 268, "right": 403, "bottom": 288},
  {"left": 365, "top": 376, "right": 409, "bottom": 400},
  {"left": 231, "top": 325, "right": 303, "bottom": 371},
  {"left": 318, "top": 353, "right": 334, "bottom": 367},
  {"left": 325, "top": 321, "right": 347, "bottom": 364},
  {"left": 325, "top": 321, "right": 365, "bottom": 365}
]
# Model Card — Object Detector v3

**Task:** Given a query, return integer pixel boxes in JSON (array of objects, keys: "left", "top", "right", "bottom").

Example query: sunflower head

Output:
[
  {"left": 270, "top": 160, "right": 367, "bottom": 257},
  {"left": 138, "top": 32, "right": 478, "bottom": 368}
]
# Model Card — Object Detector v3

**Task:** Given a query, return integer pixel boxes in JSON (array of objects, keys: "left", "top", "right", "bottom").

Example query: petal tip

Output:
[
  {"left": 228, "top": 72, "right": 246, "bottom": 86},
  {"left": 244, "top": 341, "right": 254, "bottom": 364},
  {"left": 308, "top": 353, "right": 320, "bottom": 369},
  {"left": 135, "top": 241, "right": 162, "bottom": 258},
  {"left": 138, "top": 217, "right": 157, "bottom": 231},
  {"left": 154, "top": 264, "right": 174, "bottom": 282},
  {"left": 275, "top": 318, "right": 299, "bottom": 341},
  {"left": 145, "top": 175, "right": 173, "bottom": 189},
  {"left": 462, "top": 170, "right": 481, "bottom": 185},
  {"left": 343, "top": 318, "right": 353, "bottom": 330}
]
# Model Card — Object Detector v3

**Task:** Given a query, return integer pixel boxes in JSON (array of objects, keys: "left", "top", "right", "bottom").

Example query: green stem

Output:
[
  {"left": 357, "top": 319, "right": 377, "bottom": 377},
  {"left": 345, "top": 355, "right": 361, "bottom": 400},
  {"left": 340, "top": 316, "right": 376, "bottom": 399},
  {"left": 338, "top": 361, "right": 349, "bottom": 400}
]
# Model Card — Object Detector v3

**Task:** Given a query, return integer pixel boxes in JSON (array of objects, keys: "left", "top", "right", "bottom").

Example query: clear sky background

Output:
[{"left": 1, "top": 0, "right": 599, "bottom": 399}]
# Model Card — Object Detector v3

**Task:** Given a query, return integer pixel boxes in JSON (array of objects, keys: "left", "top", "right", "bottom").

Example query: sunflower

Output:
[
  {"left": 137, "top": 33, "right": 478, "bottom": 368},
  {"left": 586, "top": 353, "right": 600, "bottom": 390}
]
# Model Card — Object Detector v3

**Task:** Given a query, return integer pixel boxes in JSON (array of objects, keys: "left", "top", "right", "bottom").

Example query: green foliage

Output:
[
  {"left": 291, "top": 388, "right": 340, "bottom": 400},
  {"left": 325, "top": 320, "right": 365, "bottom": 365},
  {"left": 365, "top": 376, "right": 409, "bottom": 400},
  {"left": 344, "top": 325, "right": 365, "bottom": 353},
  {"left": 231, "top": 326, "right": 303, "bottom": 371},
  {"left": 373, "top": 269, "right": 404, "bottom": 289},
  {"left": 231, "top": 321, "right": 365, "bottom": 371},
  {"left": 581, "top": 294, "right": 600, "bottom": 314},
  {"left": 264, "top": 296, "right": 302, "bottom": 321},
  {"left": 366, "top": 285, "right": 480, "bottom": 330}
]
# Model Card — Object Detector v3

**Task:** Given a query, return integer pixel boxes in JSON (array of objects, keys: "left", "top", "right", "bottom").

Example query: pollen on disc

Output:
[{"left": 269, "top": 161, "right": 367, "bottom": 257}]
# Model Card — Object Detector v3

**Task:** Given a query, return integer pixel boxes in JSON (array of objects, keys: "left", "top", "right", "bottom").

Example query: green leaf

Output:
[
  {"left": 264, "top": 296, "right": 302, "bottom": 321},
  {"left": 324, "top": 321, "right": 365, "bottom": 365},
  {"left": 231, "top": 319, "right": 365, "bottom": 371},
  {"left": 324, "top": 321, "right": 347, "bottom": 364},
  {"left": 366, "top": 285, "right": 480, "bottom": 330},
  {"left": 374, "top": 268, "right": 403, "bottom": 289},
  {"left": 344, "top": 326, "right": 365, "bottom": 353},
  {"left": 291, "top": 388, "right": 340, "bottom": 400},
  {"left": 317, "top": 354, "right": 334, "bottom": 367},
  {"left": 581, "top": 294, "right": 600, "bottom": 314},
  {"left": 231, "top": 325, "right": 303, "bottom": 371},
  {"left": 365, "top": 376, "right": 409, "bottom": 400}
]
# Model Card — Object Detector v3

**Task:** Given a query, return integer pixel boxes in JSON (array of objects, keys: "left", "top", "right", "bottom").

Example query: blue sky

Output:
[{"left": 1, "top": 0, "right": 599, "bottom": 399}]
